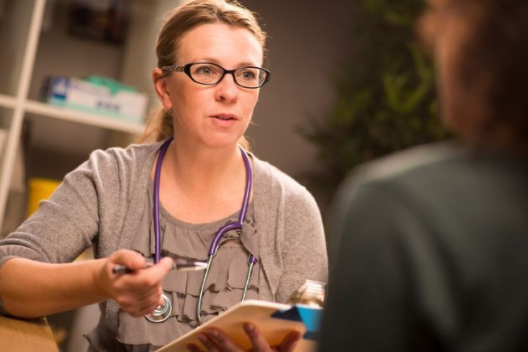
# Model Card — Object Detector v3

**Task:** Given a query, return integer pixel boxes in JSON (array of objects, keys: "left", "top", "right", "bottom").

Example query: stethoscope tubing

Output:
[
  {"left": 207, "top": 143, "right": 253, "bottom": 259},
  {"left": 196, "top": 142, "right": 256, "bottom": 324},
  {"left": 150, "top": 138, "right": 257, "bottom": 324},
  {"left": 241, "top": 259, "right": 255, "bottom": 301},
  {"left": 153, "top": 138, "right": 172, "bottom": 264}
]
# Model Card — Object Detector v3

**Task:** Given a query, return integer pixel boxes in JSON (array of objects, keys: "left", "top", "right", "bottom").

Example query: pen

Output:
[{"left": 112, "top": 261, "right": 208, "bottom": 275}]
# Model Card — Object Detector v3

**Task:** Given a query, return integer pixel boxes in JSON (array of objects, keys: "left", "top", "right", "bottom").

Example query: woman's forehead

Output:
[{"left": 177, "top": 23, "right": 263, "bottom": 66}]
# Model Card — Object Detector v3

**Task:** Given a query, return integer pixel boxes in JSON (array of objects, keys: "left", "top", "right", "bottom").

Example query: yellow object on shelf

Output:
[{"left": 27, "top": 178, "right": 61, "bottom": 217}]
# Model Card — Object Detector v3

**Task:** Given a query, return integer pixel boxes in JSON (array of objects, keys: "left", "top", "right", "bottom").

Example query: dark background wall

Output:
[
  {"left": 28, "top": 0, "right": 358, "bottom": 209},
  {"left": 239, "top": 1, "right": 356, "bottom": 185}
]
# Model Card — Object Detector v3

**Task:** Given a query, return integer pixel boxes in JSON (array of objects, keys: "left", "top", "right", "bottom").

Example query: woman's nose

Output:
[{"left": 215, "top": 73, "right": 239, "bottom": 102}]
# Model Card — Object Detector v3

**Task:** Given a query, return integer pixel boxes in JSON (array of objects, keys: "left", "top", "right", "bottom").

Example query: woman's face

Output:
[
  {"left": 435, "top": 15, "right": 485, "bottom": 142},
  {"left": 435, "top": 17, "right": 461, "bottom": 133},
  {"left": 154, "top": 23, "right": 263, "bottom": 150}
]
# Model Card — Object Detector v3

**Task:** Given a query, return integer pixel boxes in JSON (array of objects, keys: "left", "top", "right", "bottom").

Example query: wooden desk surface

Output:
[{"left": 0, "top": 315, "right": 59, "bottom": 352}]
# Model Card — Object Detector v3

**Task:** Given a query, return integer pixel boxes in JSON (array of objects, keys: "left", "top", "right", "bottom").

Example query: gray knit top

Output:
[
  {"left": 116, "top": 181, "right": 260, "bottom": 350},
  {"left": 0, "top": 141, "right": 328, "bottom": 351}
]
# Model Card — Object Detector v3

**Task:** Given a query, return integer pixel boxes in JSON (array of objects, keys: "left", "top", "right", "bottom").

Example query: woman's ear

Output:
[{"left": 153, "top": 68, "right": 173, "bottom": 110}]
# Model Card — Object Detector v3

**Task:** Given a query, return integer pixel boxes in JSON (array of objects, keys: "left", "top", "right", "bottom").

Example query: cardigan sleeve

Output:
[
  {"left": 274, "top": 186, "right": 328, "bottom": 303},
  {"left": 0, "top": 148, "right": 123, "bottom": 268}
]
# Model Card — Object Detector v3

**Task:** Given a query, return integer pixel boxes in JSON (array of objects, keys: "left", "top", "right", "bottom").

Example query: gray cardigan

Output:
[{"left": 0, "top": 141, "right": 327, "bottom": 349}]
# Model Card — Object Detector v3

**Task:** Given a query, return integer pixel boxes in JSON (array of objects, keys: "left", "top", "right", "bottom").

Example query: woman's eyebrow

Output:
[{"left": 190, "top": 58, "right": 261, "bottom": 67}]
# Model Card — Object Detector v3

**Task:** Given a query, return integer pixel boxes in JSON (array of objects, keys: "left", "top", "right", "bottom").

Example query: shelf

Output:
[
  {"left": 0, "top": 94, "right": 17, "bottom": 109},
  {"left": 0, "top": 0, "right": 164, "bottom": 236},
  {"left": 24, "top": 100, "right": 145, "bottom": 135}
]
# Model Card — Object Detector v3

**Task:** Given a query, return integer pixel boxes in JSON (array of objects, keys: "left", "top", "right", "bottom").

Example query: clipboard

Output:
[{"left": 157, "top": 300, "right": 322, "bottom": 352}]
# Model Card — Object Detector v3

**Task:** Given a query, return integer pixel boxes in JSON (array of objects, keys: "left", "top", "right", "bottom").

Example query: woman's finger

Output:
[
  {"left": 143, "top": 256, "right": 174, "bottom": 282},
  {"left": 198, "top": 333, "right": 222, "bottom": 352},
  {"left": 187, "top": 343, "right": 204, "bottom": 352},
  {"left": 204, "top": 328, "right": 244, "bottom": 352},
  {"left": 116, "top": 257, "right": 173, "bottom": 291},
  {"left": 110, "top": 249, "right": 146, "bottom": 272},
  {"left": 114, "top": 285, "right": 162, "bottom": 314},
  {"left": 137, "top": 300, "right": 162, "bottom": 316},
  {"left": 243, "top": 323, "right": 272, "bottom": 352},
  {"left": 132, "top": 286, "right": 163, "bottom": 306},
  {"left": 277, "top": 331, "right": 302, "bottom": 352},
  {"left": 111, "top": 260, "right": 170, "bottom": 315}
]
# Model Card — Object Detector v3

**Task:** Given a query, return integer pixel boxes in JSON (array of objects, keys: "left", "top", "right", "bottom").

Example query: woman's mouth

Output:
[
  {"left": 210, "top": 114, "right": 238, "bottom": 127},
  {"left": 213, "top": 114, "right": 237, "bottom": 121}
]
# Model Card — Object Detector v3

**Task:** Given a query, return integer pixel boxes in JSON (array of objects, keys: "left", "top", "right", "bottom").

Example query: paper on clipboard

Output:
[{"left": 157, "top": 300, "right": 322, "bottom": 352}]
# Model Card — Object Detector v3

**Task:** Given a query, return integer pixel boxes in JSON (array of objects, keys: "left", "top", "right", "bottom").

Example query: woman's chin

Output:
[{"left": 202, "top": 135, "right": 244, "bottom": 150}]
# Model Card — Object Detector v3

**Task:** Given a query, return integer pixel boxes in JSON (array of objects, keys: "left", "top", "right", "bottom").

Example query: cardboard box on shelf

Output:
[{"left": 42, "top": 76, "right": 147, "bottom": 124}]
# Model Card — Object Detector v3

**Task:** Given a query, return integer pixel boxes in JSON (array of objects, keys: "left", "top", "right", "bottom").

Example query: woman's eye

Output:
[
  {"left": 195, "top": 65, "right": 219, "bottom": 75},
  {"left": 240, "top": 70, "right": 256, "bottom": 80}
]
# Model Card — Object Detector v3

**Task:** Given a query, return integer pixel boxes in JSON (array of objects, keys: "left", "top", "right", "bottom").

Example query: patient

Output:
[{"left": 318, "top": 0, "right": 528, "bottom": 350}]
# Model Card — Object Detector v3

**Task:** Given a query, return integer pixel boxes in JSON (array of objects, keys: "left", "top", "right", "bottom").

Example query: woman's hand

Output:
[
  {"left": 97, "top": 249, "right": 173, "bottom": 317},
  {"left": 187, "top": 323, "right": 301, "bottom": 352}
]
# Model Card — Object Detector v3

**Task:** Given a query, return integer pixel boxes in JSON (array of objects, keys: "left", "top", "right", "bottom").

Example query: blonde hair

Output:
[{"left": 139, "top": 0, "right": 267, "bottom": 149}]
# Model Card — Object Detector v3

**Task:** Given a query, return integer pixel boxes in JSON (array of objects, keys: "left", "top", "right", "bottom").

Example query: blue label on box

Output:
[{"left": 50, "top": 76, "right": 69, "bottom": 101}]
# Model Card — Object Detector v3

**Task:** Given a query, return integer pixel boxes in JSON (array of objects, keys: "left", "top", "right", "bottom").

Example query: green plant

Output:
[{"left": 299, "top": 0, "right": 449, "bottom": 205}]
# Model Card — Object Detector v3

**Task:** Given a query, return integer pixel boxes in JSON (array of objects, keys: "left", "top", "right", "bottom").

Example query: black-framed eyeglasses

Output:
[{"left": 161, "top": 62, "right": 271, "bottom": 89}]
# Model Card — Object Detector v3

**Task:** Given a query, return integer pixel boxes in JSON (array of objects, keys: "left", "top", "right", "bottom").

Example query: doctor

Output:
[{"left": 0, "top": 0, "right": 328, "bottom": 351}]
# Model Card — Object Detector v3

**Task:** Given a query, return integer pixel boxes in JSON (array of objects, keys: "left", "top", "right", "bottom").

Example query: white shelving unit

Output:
[
  {"left": 0, "top": 94, "right": 17, "bottom": 109},
  {"left": 0, "top": 1, "right": 186, "bottom": 350},
  {"left": 0, "top": 0, "right": 181, "bottom": 234},
  {"left": 24, "top": 100, "right": 145, "bottom": 135},
  {"left": 0, "top": 0, "right": 48, "bottom": 234}
]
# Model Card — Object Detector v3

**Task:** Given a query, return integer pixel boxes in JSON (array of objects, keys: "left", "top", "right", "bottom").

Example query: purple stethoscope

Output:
[{"left": 146, "top": 137, "right": 258, "bottom": 324}]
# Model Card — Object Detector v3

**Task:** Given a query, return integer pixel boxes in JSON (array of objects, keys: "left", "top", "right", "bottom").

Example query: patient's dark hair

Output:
[{"left": 420, "top": 0, "right": 528, "bottom": 148}]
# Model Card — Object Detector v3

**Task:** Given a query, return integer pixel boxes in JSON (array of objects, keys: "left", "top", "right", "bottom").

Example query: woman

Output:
[
  {"left": 318, "top": 0, "right": 528, "bottom": 351},
  {"left": 0, "top": 1, "right": 327, "bottom": 351}
]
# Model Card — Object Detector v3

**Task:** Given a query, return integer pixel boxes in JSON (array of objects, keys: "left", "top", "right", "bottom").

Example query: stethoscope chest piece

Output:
[{"left": 145, "top": 293, "right": 172, "bottom": 323}]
